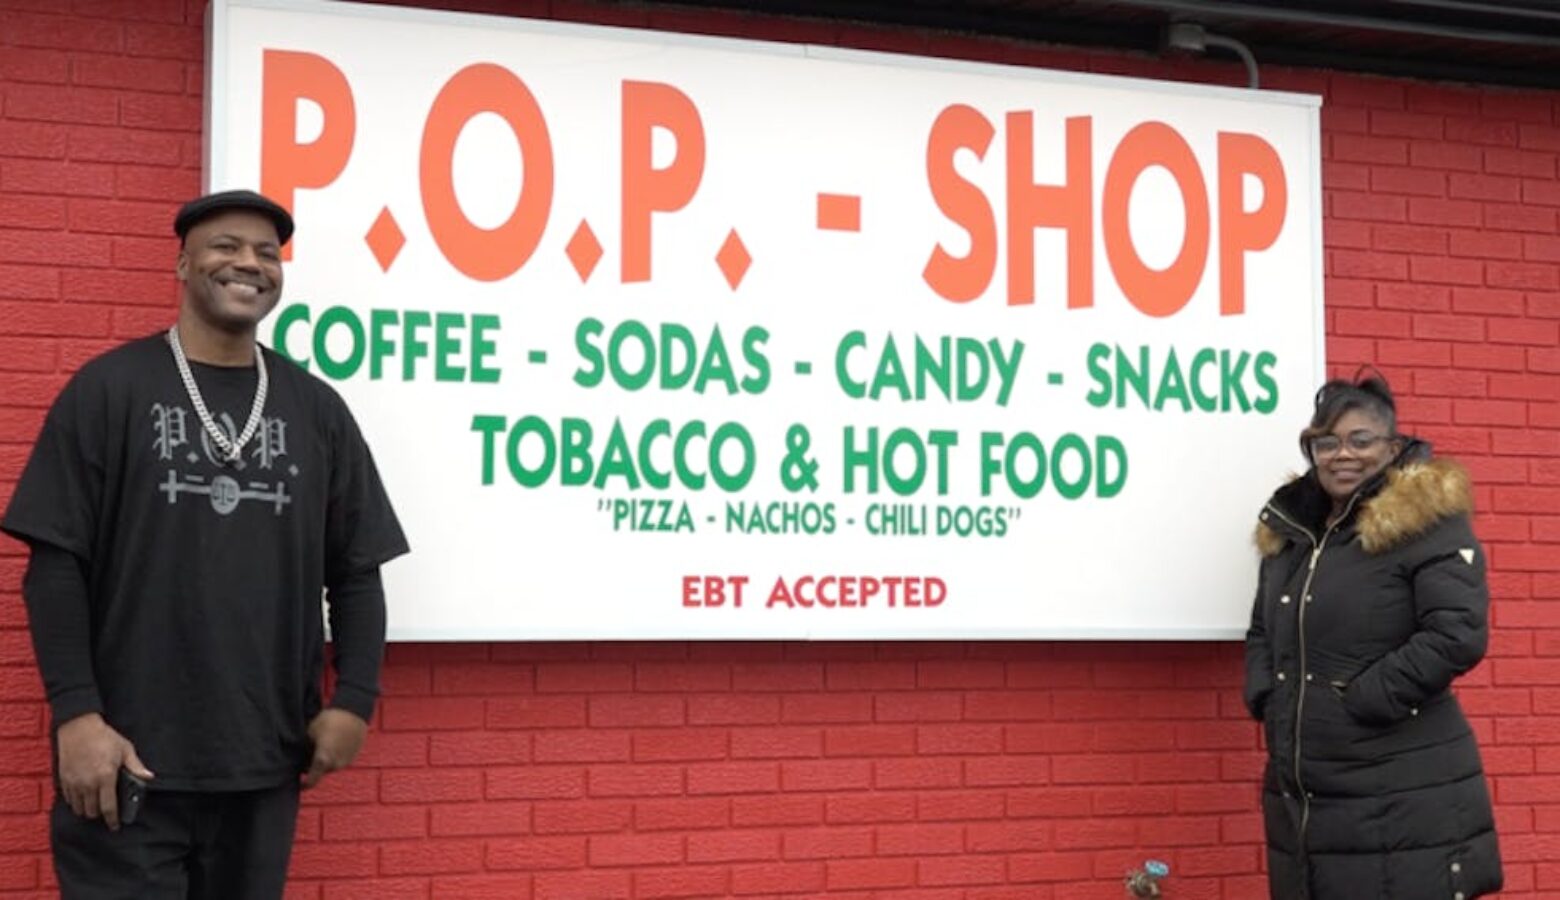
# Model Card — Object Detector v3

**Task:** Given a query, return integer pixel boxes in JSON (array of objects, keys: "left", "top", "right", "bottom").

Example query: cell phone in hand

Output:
[{"left": 116, "top": 768, "right": 146, "bottom": 826}]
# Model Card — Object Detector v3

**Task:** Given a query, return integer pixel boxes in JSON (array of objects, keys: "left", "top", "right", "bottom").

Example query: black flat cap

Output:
[{"left": 174, "top": 189, "right": 295, "bottom": 245}]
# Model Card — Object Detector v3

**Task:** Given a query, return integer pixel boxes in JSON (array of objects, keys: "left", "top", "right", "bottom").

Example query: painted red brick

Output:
[
  {"left": 686, "top": 762, "right": 779, "bottom": 796},
  {"left": 825, "top": 857, "right": 916, "bottom": 890},
  {"left": 378, "top": 838, "right": 484, "bottom": 876},
  {"left": 378, "top": 697, "right": 484, "bottom": 731},
  {"left": 536, "top": 798, "right": 633, "bottom": 836},
  {"left": 534, "top": 730, "right": 631, "bottom": 764},
  {"left": 0, "top": 3, "right": 1556, "bottom": 899},
  {"left": 874, "top": 757, "right": 963, "bottom": 790},
  {"left": 587, "top": 833, "right": 684, "bottom": 867},
  {"left": 632, "top": 865, "right": 727, "bottom": 899},
  {"left": 825, "top": 792, "right": 916, "bottom": 824},
  {"left": 319, "top": 878, "right": 427, "bottom": 900},
  {"left": 532, "top": 869, "right": 629, "bottom": 899},
  {"left": 684, "top": 829, "right": 779, "bottom": 863},
  {"left": 587, "top": 764, "right": 683, "bottom": 798},
  {"left": 429, "top": 800, "right": 532, "bottom": 837},
  {"left": 632, "top": 796, "right": 729, "bottom": 831},
  {"left": 321, "top": 805, "right": 428, "bottom": 842},
  {"left": 729, "top": 861, "right": 825, "bottom": 895},
  {"left": 486, "top": 766, "right": 586, "bottom": 801},
  {"left": 486, "top": 836, "right": 588, "bottom": 871},
  {"left": 380, "top": 769, "right": 483, "bottom": 804},
  {"left": 587, "top": 696, "right": 685, "bottom": 728},
  {"left": 780, "top": 760, "right": 871, "bottom": 792},
  {"left": 731, "top": 794, "right": 822, "bottom": 827},
  {"left": 429, "top": 874, "right": 534, "bottom": 900},
  {"left": 729, "top": 726, "right": 822, "bottom": 759}
]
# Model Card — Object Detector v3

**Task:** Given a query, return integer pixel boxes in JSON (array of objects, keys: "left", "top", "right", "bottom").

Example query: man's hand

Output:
[
  {"left": 55, "top": 713, "right": 154, "bottom": 831},
  {"left": 302, "top": 708, "right": 369, "bottom": 789}
]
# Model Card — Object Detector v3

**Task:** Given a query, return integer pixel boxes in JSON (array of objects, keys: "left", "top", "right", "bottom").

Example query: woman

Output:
[{"left": 1243, "top": 372, "right": 1502, "bottom": 899}]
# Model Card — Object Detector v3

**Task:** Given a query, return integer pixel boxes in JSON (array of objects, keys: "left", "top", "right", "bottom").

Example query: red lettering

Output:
[{"left": 683, "top": 575, "right": 746, "bottom": 607}]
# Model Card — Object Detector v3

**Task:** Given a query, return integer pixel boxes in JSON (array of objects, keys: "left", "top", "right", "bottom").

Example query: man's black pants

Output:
[{"left": 50, "top": 782, "right": 300, "bottom": 900}]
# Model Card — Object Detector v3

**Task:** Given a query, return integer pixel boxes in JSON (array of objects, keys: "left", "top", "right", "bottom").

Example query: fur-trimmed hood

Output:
[{"left": 1256, "top": 456, "right": 1473, "bottom": 557}]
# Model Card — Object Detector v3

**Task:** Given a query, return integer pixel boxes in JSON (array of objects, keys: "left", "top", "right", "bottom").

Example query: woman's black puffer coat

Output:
[{"left": 1243, "top": 443, "right": 1503, "bottom": 900}]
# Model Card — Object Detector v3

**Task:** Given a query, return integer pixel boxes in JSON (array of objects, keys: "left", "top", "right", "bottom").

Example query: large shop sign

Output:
[{"left": 207, "top": 0, "right": 1324, "bottom": 639}]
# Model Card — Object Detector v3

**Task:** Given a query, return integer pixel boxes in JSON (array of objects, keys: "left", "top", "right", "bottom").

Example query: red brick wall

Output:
[{"left": 0, "top": 1, "right": 1555, "bottom": 897}]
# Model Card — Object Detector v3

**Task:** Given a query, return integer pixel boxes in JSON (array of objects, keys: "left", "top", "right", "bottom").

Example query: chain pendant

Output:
[{"left": 166, "top": 325, "right": 269, "bottom": 465}]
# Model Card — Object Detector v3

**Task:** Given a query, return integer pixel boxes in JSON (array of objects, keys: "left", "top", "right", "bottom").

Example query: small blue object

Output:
[{"left": 1145, "top": 860, "right": 1170, "bottom": 878}]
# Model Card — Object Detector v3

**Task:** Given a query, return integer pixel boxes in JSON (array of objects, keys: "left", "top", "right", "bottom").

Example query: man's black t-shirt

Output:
[{"left": 1, "top": 332, "right": 408, "bottom": 791}]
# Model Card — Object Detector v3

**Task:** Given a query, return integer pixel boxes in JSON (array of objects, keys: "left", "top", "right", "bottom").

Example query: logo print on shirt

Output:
[
  {"left": 151, "top": 403, "right": 296, "bottom": 516},
  {"left": 150, "top": 403, "right": 189, "bottom": 461}
]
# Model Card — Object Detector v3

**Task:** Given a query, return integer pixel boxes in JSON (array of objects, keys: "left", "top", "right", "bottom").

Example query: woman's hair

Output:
[{"left": 1299, "top": 367, "right": 1397, "bottom": 461}]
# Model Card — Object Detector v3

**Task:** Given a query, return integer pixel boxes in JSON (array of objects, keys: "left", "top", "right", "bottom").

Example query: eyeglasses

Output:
[{"left": 1309, "top": 429, "right": 1388, "bottom": 460}]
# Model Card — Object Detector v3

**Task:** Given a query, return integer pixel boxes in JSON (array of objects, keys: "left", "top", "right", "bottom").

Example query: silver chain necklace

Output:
[{"left": 166, "top": 324, "right": 268, "bottom": 465}]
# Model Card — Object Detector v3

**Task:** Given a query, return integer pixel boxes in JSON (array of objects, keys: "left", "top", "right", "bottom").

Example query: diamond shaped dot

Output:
[
  {"left": 716, "top": 229, "right": 750, "bottom": 290},
  {"left": 566, "top": 220, "right": 602, "bottom": 282},
  {"left": 365, "top": 208, "right": 405, "bottom": 272}
]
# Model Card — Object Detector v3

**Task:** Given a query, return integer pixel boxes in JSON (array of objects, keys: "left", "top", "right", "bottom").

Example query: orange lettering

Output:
[
  {"left": 1102, "top": 122, "right": 1208, "bottom": 318},
  {"left": 923, "top": 104, "right": 996, "bottom": 303},
  {"left": 420, "top": 63, "right": 554, "bottom": 282},
  {"left": 1007, "top": 114, "right": 1092, "bottom": 308},
  {"left": 260, "top": 51, "right": 355, "bottom": 260},
  {"left": 621, "top": 81, "right": 705, "bottom": 283},
  {"left": 1218, "top": 132, "right": 1286, "bottom": 316}
]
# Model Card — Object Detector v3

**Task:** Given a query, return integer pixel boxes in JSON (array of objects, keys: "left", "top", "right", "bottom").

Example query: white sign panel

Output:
[{"left": 206, "top": 0, "right": 1324, "bottom": 639}]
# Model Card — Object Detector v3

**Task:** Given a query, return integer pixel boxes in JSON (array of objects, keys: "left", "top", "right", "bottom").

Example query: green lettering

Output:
[
  {"left": 1052, "top": 433, "right": 1091, "bottom": 500},
  {"left": 402, "top": 310, "right": 431, "bottom": 381},
  {"left": 608, "top": 320, "right": 654, "bottom": 391},
  {"left": 1254, "top": 351, "right": 1279, "bottom": 414},
  {"left": 954, "top": 337, "right": 989, "bottom": 402},
  {"left": 740, "top": 326, "right": 770, "bottom": 394},
  {"left": 1085, "top": 342, "right": 1110, "bottom": 408},
  {"left": 506, "top": 415, "right": 553, "bottom": 487},
  {"left": 561, "top": 417, "right": 594, "bottom": 486},
  {"left": 674, "top": 420, "right": 706, "bottom": 490},
  {"left": 842, "top": 426, "right": 877, "bottom": 493},
  {"left": 470, "top": 414, "right": 506, "bottom": 485},
  {"left": 273, "top": 303, "right": 311, "bottom": 370},
  {"left": 694, "top": 325, "right": 736, "bottom": 395},
  {"left": 1222, "top": 350, "right": 1252, "bottom": 413},
  {"left": 639, "top": 419, "right": 671, "bottom": 489},
  {"left": 1154, "top": 348, "right": 1191, "bottom": 412},
  {"left": 573, "top": 317, "right": 605, "bottom": 387},
  {"left": 916, "top": 336, "right": 951, "bottom": 402},
  {"left": 836, "top": 331, "right": 867, "bottom": 399},
  {"left": 1189, "top": 348, "right": 1219, "bottom": 412},
  {"left": 1097, "top": 435, "right": 1128, "bottom": 498},
  {"left": 709, "top": 422, "right": 754, "bottom": 491},
  {"left": 471, "top": 314, "right": 500, "bottom": 383},
  {"left": 315, "top": 306, "right": 364, "bottom": 380},
  {"left": 883, "top": 428, "right": 925, "bottom": 496},
  {"left": 595, "top": 419, "right": 642, "bottom": 489},
  {"left": 434, "top": 312, "right": 465, "bottom": 382},
  {"left": 370, "top": 309, "right": 398, "bottom": 380},
  {"left": 660, "top": 322, "right": 696, "bottom": 390},
  {"left": 1118, "top": 344, "right": 1150, "bottom": 409}
]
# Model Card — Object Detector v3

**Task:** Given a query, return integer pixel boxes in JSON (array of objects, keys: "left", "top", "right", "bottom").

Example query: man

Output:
[{"left": 1, "top": 189, "right": 408, "bottom": 899}]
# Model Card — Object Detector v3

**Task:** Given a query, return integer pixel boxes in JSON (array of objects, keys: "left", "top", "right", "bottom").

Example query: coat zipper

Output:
[{"left": 1264, "top": 492, "right": 1363, "bottom": 876}]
